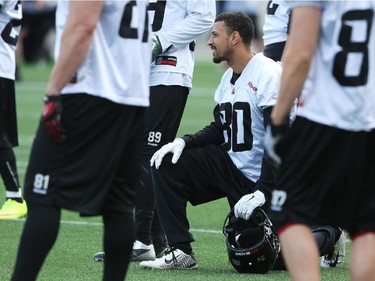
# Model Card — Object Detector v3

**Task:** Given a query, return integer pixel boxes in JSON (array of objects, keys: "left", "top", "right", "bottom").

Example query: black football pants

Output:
[{"left": 152, "top": 144, "right": 255, "bottom": 252}]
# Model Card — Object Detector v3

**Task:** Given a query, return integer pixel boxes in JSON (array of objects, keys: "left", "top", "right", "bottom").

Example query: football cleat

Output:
[
  {"left": 131, "top": 240, "right": 156, "bottom": 261},
  {"left": 0, "top": 198, "right": 27, "bottom": 220},
  {"left": 93, "top": 240, "right": 157, "bottom": 262},
  {"left": 93, "top": 251, "right": 105, "bottom": 262},
  {"left": 139, "top": 248, "right": 197, "bottom": 270},
  {"left": 321, "top": 228, "right": 346, "bottom": 268}
]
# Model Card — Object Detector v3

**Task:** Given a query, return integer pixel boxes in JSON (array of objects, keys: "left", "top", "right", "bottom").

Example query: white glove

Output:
[
  {"left": 150, "top": 138, "right": 185, "bottom": 169},
  {"left": 234, "top": 190, "right": 266, "bottom": 220}
]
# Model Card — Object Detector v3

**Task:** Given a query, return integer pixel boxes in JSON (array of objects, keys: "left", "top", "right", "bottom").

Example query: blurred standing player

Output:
[
  {"left": 95, "top": 0, "right": 215, "bottom": 262},
  {"left": 263, "top": 0, "right": 291, "bottom": 62},
  {"left": 11, "top": 1, "right": 150, "bottom": 281},
  {"left": 262, "top": 0, "right": 346, "bottom": 269},
  {"left": 266, "top": 1, "right": 375, "bottom": 280},
  {"left": 15, "top": 0, "right": 57, "bottom": 80},
  {"left": 0, "top": 0, "right": 27, "bottom": 219}
]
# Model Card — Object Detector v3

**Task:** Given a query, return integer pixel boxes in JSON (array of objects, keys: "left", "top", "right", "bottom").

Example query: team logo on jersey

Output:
[{"left": 247, "top": 81, "right": 258, "bottom": 92}]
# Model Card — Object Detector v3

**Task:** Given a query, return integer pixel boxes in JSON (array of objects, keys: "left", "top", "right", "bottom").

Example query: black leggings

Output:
[{"left": 11, "top": 203, "right": 135, "bottom": 281}]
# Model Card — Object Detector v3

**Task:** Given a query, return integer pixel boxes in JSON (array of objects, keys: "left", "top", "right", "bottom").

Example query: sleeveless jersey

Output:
[
  {"left": 214, "top": 53, "right": 282, "bottom": 183},
  {"left": 0, "top": 0, "right": 21, "bottom": 80},
  {"left": 149, "top": 0, "right": 215, "bottom": 88},
  {"left": 55, "top": 1, "right": 151, "bottom": 106},
  {"left": 291, "top": 1, "right": 375, "bottom": 131},
  {"left": 263, "top": 0, "right": 291, "bottom": 47}
]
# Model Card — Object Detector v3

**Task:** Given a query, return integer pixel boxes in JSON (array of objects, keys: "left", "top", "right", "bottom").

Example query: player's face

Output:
[{"left": 207, "top": 21, "right": 232, "bottom": 64}]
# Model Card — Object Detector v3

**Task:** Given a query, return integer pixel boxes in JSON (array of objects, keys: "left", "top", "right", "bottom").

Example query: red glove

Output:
[{"left": 42, "top": 95, "right": 66, "bottom": 143}]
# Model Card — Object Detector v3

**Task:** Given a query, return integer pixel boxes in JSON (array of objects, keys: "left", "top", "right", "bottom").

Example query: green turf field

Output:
[{"left": 0, "top": 60, "right": 351, "bottom": 280}]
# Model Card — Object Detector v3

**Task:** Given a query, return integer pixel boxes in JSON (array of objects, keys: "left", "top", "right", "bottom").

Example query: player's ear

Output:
[{"left": 230, "top": 31, "right": 240, "bottom": 46}]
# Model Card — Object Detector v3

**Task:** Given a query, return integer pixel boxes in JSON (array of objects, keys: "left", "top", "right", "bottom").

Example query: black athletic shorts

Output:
[
  {"left": 269, "top": 117, "right": 375, "bottom": 237},
  {"left": 263, "top": 42, "right": 286, "bottom": 62},
  {"left": 143, "top": 85, "right": 188, "bottom": 156},
  {"left": 0, "top": 77, "right": 18, "bottom": 148},
  {"left": 24, "top": 94, "right": 146, "bottom": 216}
]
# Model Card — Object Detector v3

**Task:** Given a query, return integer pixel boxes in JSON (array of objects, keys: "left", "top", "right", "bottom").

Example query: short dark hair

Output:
[{"left": 215, "top": 12, "right": 254, "bottom": 46}]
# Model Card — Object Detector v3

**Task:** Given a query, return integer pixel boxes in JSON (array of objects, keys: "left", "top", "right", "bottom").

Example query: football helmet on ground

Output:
[{"left": 223, "top": 208, "right": 280, "bottom": 274}]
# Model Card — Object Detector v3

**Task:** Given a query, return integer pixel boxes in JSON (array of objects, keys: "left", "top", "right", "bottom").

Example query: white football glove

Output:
[
  {"left": 150, "top": 138, "right": 186, "bottom": 169},
  {"left": 234, "top": 190, "right": 266, "bottom": 220}
]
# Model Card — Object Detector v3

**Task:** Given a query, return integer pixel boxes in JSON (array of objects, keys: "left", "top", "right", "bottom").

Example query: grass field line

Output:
[
  {"left": 7, "top": 218, "right": 222, "bottom": 234},
  {"left": 59, "top": 220, "right": 223, "bottom": 235},
  {"left": 6, "top": 219, "right": 352, "bottom": 244}
]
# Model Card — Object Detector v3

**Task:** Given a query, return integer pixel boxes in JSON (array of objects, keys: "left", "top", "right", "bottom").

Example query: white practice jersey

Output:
[
  {"left": 291, "top": 1, "right": 375, "bottom": 131},
  {"left": 214, "top": 53, "right": 282, "bottom": 183},
  {"left": 55, "top": 1, "right": 151, "bottom": 107},
  {"left": 263, "top": 0, "right": 291, "bottom": 46},
  {"left": 149, "top": 0, "right": 215, "bottom": 88},
  {"left": 0, "top": 0, "right": 21, "bottom": 80}
]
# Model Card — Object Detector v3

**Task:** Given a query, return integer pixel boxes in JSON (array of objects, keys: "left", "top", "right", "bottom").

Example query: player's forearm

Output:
[
  {"left": 46, "top": 1, "right": 103, "bottom": 95},
  {"left": 182, "top": 122, "right": 223, "bottom": 148},
  {"left": 164, "top": 15, "right": 214, "bottom": 46},
  {"left": 46, "top": 25, "right": 94, "bottom": 95},
  {"left": 160, "top": 1, "right": 215, "bottom": 49},
  {"left": 272, "top": 7, "right": 320, "bottom": 125},
  {"left": 271, "top": 59, "right": 308, "bottom": 125}
]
